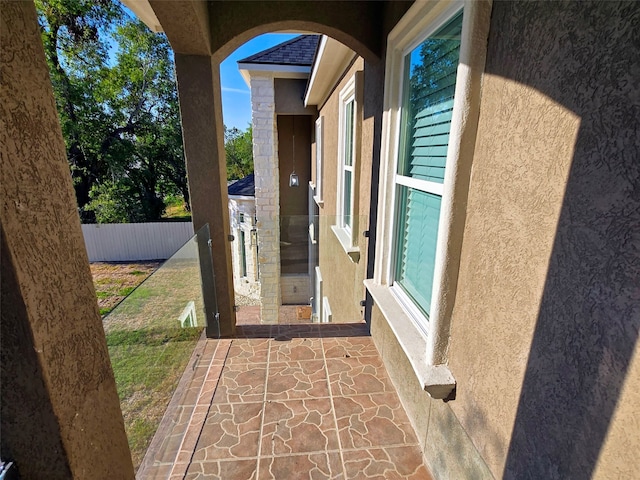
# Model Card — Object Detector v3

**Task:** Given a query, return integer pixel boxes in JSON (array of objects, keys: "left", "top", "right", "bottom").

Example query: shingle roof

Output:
[
  {"left": 238, "top": 35, "right": 320, "bottom": 66},
  {"left": 228, "top": 174, "right": 255, "bottom": 197}
]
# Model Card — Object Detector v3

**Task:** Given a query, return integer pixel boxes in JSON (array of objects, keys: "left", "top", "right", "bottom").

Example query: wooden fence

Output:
[{"left": 82, "top": 222, "right": 194, "bottom": 262}]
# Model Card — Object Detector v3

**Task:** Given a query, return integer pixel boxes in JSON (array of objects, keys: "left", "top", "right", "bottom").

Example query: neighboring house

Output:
[
  {"left": 3, "top": 1, "right": 639, "bottom": 480},
  {"left": 227, "top": 174, "right": 259, "bottom": 293}
]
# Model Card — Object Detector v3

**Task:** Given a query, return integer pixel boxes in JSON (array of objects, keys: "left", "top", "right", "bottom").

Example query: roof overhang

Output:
[
  {"left": 304, "top": 36, "right": 356, "bottom": 108},
  {"left": 238, "top": 64, "right": 311, "bottom": 88},
  {"left": 121, "top": 0, "right": 163, "bottom": 33}
]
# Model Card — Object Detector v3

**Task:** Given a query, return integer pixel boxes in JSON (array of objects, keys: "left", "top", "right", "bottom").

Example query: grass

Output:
[
  {"left": 107, "top": 327, "right": 201, "bottom": 468},
  {"left": 163, "top": 195, "right": 191, "bottom": 221},
  {"left": 103, "top": 259, "right": 205, "bottom": 332},
  {"left": 91, "top": 261, "right": 205, "bottom": 472},
  {"left": 118, "top": 286, "right": 136, "bottom": 296}
]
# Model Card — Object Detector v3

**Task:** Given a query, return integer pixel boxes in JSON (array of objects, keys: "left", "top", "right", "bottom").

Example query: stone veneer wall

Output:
[{"left": 250, "top": 72, "right": 281, "bottom": 322}]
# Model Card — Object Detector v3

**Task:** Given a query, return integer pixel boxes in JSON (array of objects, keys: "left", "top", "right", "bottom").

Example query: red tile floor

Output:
[{"left": 137, "top": 307, "right": 432, "bottom": 480}]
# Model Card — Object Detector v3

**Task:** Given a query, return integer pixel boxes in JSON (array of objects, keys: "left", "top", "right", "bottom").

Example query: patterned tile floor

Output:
[{"left": 138, "top": 311, "right": 432, "bottom": 480}]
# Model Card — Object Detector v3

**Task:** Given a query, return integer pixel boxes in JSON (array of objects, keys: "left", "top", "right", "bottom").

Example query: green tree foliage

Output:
[
  {"left": 36, "top": 0, "right": 188, "bottom": 223},
  {"left": 224, "top": 126, "right": 254, "bottom": 181}
]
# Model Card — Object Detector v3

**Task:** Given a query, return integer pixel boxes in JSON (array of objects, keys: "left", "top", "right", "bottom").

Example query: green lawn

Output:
[
  {"left": 91, "top": 260, "right": 205, "bottom": 471},
  {"left": 106, "top": 327, "right": 201, "bottom": 468}
]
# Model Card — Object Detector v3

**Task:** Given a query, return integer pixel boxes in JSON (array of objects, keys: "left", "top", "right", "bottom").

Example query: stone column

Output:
[
  {"left": 0, "top": 2, "right": 134, "bottom": 478},
  {"left": 250, "top": 72, "right": 281, "bottom": 323},
  {"left": 174, "top": 54, "right": 236, "bottom": 338}
]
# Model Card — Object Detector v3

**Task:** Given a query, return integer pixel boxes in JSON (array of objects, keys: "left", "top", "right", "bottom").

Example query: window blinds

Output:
[{"left": 395, "top": 11, "right": 463, "bottom": 319}]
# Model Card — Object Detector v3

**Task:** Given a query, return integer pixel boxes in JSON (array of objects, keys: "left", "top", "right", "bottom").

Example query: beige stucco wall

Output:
[
  {"left": 0, "top": 2, "right": 134, "bottom": 477},
  {"left": 275, "top": 79, "right": 317, "bottom": 116},
  {"left": 174, "top": 54, "right": 236, "bottom": 337},
  {"left": 207, "top": 1, "right": 411, "bottom": 62},
  {"left": 313, "top": 57, "right": 370, "bottom": 323},
  {"left": 371, "top": 2, "right": 640, "bottom": 479},
  {"left": 449, "top": 2, "right": 640, "bottom": 478}
]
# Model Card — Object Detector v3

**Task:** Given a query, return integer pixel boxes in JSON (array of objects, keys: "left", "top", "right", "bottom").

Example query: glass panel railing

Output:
[
  {"left": 102, "top": 224, "right": 214, "bottom": 470},
  {"left": 231, "top": 214, "right": 369, "bottom": 325}
]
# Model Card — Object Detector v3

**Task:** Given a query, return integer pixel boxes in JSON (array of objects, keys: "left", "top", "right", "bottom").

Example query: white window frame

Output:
[
  {"left": 332, "top": 74, "right": 360, "bottom": 262},
  {"left": 391, "top": 6, "right": 464, "bottom": 334},
  {"left": 365, "top": 0, "right": 491, "bottom": 398},
  {"left": 338, "top": 78, "right": 356, "bottom": 233},
  {"left": 313, "top": 116, "right": 324, "bottom": 206}
]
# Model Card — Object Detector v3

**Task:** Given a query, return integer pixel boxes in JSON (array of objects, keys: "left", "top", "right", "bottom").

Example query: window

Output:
[
  {"left": 314, "top": 116, "right": 324, "bottom": 205},
  {"left": 332, "top": 74, "right": 360, "bottom": 262},
  {"left": 338, "top": 82, "right": 356, "bottom": 232},
  {"left": 366, "top": 0, "right": 490, "bottom": 394},
  {"left": 392, "top": 11, "right": 463, "bottom": 328}
]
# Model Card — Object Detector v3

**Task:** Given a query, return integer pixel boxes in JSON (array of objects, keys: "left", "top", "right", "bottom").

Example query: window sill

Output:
[
  {"left": 364, "top": 279, "right": 456, "bottom": 400},
  {"left": 331, "top": 225, "right": 360, "bottom": 262},
  {"left": 313, "top": 195, "right": 324, "bottom": 207}
]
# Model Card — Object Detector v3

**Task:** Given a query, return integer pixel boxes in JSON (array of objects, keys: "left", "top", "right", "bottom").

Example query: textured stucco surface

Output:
[
  {"left": 174, "top": 54, "right": 236, "bottom": 337},
  {"left": 447, "top": 1, "right": 640, "bottom": 479},
  {"left": 149, "top": 0, "right": 211, "bottom": 55},
  {"left": 207, "top": 1, "right": 403, "bottom": 62},
  {"left": 275, "top": 79, "right": 317, "bottom": 116},
  {"left": 315, "top": 58, "right": 369, "bottom": 323},
  {"left": 370, "top": 305, "right": 493, "bottom": 480},
  {"left": 0, "top": 2, "right": 134, "bottom": 477}
]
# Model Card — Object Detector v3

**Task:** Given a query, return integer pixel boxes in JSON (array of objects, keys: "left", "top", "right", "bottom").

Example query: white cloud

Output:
[{"left": 222, "top": 86, "right": 250, "bottom": 95}]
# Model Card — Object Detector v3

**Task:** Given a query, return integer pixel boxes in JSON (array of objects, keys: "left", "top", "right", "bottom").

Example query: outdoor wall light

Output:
[
  {"left": 289, "top": 116, "right": 299, "bottom": 187},
  {"left": 289, "top": 172, "right": 299, "bottom": 187}
]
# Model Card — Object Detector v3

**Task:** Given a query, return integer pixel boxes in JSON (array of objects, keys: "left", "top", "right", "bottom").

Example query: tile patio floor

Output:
[{"left": 137, "top": 308, "right": 432, "bottom": 480}]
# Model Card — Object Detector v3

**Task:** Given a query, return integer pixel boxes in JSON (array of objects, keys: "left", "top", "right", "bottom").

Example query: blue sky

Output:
[{"left": 220, "top": 34, "right": 298, "bottom": 131}]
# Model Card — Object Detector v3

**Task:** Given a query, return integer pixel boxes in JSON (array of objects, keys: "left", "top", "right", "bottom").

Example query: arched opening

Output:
[{"left": 218, "top": 29, "right": 369, "bottom": 325}]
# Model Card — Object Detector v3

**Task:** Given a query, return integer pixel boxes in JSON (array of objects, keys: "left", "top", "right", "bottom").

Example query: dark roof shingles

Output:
[
  {"left": 238, "top": 35, "right": 320, "bottom": 66},
  {"left": 228, "top": 174, "right": 255, "bottom": 197}
]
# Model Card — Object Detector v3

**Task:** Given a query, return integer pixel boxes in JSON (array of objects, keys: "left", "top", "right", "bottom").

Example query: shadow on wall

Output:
[
  {"left": 488, "top": 2, "right": 640, "bottom": 478},
  {"left": 362, "top": 57, "right": 385, "bottom": 324}
]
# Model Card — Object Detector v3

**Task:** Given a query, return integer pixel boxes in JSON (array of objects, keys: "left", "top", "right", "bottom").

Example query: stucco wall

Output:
[
  {"left": 174, "top": 54, "right": 236, "bottom": 337},
  {"left": 449, "top": 2, "right": 640, "bottom": 478},
  {"left": 0, "top": 2, "right": 134, "bottom": 477},
  {"left": 275, "top": 79, "right": 317, "bottom": 116},
  {"left": 372, "top": 2, "right": 640, "bottom": 479},
  {"left": 314, "top": 58, "right": 369, "bottom": 322}
]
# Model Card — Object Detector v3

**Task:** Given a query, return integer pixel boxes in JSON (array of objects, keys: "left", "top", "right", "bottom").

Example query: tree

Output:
[
  {"left": 224, "top": 126, "right": 254, "bottom": 181},
  {"left": 35, "top": 0, "right": 189, "bottom": 223}
]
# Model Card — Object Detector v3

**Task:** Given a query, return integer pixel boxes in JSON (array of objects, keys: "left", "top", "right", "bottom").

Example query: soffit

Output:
[
  {"left": 121, "top": 0, "right": 162, "bottom": 32},
  {"left": 305, "top": 36, "right": 356, "bottom": 108},
  {"left": 141, "top": 0, "right": 212, "bottom": 55}
]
